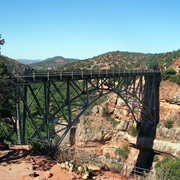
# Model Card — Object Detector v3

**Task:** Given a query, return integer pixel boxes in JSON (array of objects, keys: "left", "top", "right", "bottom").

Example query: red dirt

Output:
[{"left": 0, "top": 146, "right": 126, "bottom": 180}]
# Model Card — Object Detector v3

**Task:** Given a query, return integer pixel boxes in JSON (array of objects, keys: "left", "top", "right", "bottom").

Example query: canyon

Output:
[{"left": 57, "top": 79, "right": 180, "bottom": 176}]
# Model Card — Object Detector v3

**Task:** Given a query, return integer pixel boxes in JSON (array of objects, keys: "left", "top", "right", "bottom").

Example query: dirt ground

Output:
[{"left": 0, "top": 145, "right": 125, "bottom": 180}]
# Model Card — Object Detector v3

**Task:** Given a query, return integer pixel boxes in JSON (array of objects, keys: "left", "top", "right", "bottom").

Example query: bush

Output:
[
  {"left": 153, "top": 155, "right": 159, "bottom": 162},
  {"left": 114, "top": 145, "right": 129, "bottom": 160},
  {"left": 129, "top": 125, "right": 138, "bottom": 137},
  {"left": 164, "top": 119, "right": 173, "bottom": 129},
  {"left": 107, "top": 117, "right": 117, "bottom": 127},
  {"left": 155, "top": 158, "right": 180, "bottom": 180},
  {"left": 102, "top": 103, "right": 109, "bottom": 117},
  {"left": 161, "top": 69, "right": 180, "bottom": 85},
  {"left": 165, "top": 68, "right": 177, "bottom": 75},
  {"left": 29, "top": 141, "right": 58, "bottom": 157},
  {"left": 169, "top": 74, "right": 180, "bottom": 85},
  {"left": 105, "top": 152, "right": 110, "bottom": 159},
  {"left": 0, "top": 118, "right": 17, "bottom": 145}
]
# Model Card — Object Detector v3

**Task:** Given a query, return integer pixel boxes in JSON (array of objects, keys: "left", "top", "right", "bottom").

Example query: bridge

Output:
[{"left": 12, "top": 69, "right": 161, "bottom": 147}]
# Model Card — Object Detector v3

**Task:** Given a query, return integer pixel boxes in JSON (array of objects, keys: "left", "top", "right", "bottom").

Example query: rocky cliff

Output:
[{"left": 160, "top": 80, "right": 180, "bottom": 123}]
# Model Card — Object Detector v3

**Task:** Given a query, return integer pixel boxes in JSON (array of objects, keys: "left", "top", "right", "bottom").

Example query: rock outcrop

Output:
[{"left": 160, "top": 80, "right": 180, "bottom": 123}]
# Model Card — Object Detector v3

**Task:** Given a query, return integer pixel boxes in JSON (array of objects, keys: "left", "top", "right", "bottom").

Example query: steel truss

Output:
[{"left": 13, "top": 70, "right": 161, "bottom": 146}]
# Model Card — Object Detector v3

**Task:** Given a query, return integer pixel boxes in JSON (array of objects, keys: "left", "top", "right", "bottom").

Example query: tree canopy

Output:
[{"left": 0, "top": 60, "right": 14, "bottom": 118}]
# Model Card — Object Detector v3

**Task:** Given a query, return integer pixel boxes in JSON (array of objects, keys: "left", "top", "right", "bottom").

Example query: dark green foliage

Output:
[
  {"left": 29, "top": 141, "right": 58, "bottom": 156},
  {"left": 164, "top": 119, "right": 174, "bottom": 129},
  {"left": 165, "top": 68, "right": 177, "bottom": 75},
  {"left": 169, "top": 74, "right": 180, "bottom": 85},
  {"left": 162, "top": 68, "right": 177, "bottom": 80},
  {"left": 0, "top": 60, "right": 15, "bottom": 118},
  {"left": 146, "top": 55, "right": 160, "bottom": 70},
  {"left": 0, "top": 60, "right": 7, "bottom": 76},
  {"left": 155, "top": 158, "right": 180, "bottom": 180},
  {"left": 153, "top": 155, "right": 159, "bottom": 162},
  {"left": 0, "top": 118, "right": 17, "bottom": 144},
  {"left": 0, "top": 80, "right": 14, "bottom": 118}
]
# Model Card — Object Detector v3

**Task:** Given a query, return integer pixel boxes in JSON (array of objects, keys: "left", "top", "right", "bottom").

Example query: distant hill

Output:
[
  {"left": 57, "top": 50, "right": 180, "bottom": 71},
  {"left": 1, "top": 49, "right": 180, "bottom": 76},
  {"left": 16, "top": 59, "right": 42, "bottom": 64},
  {"left": 0, "top": 55, "right": 33, "bottom": 74},
  {"left": 30, "top": 56, "right": 80, "bottom": 70}
]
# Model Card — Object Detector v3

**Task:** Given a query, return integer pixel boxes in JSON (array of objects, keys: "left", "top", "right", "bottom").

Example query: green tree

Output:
[
  {"left": 0, "top": 60, "right": 7, "bottom": 76},
  {"left": 0, "top": 60, "right": 14, "bottom": 118}
]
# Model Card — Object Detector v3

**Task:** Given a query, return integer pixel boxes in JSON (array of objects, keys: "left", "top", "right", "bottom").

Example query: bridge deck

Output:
[{"left": 13, "top": 69, "right": 161, "bottom": 83}]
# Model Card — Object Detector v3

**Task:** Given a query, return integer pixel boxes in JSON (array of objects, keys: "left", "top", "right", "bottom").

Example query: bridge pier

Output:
[{"left": 135, "top": 73, "right": 161, "bottom": 172}]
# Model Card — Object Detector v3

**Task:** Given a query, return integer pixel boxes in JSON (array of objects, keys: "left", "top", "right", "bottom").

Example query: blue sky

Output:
[{"left": 0, "top": 0, "right": 180, "bottom": 60}]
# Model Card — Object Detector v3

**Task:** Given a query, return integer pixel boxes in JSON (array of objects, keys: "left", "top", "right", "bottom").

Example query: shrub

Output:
[
  {"left": 108, "top": 163, "right": 121, "bottom": 173},
  {"left": 105, "top": 152, "right": 110, "bottom": 159},
  {"left": 165, "top": 68, "right": 177, "bottom": 75},
  {"left": 29, "top": 141, "right": 58, "bottom": 157},
  {"left": 54, "top": 146, "right": 75, "bottom": 163},
  {"left": 155, "top": 158, "right": 180, "bottom": 180},
  {"left": 101, "top": 160, "right": 122, "bottom": 174},
  {"left": 102, "top": 103, "right": 108, "bottom": 117},
  {"left": 153, "top": 155, "right": 159, "bottom": 162},
  {"left": 107, "top": 117, "right": 117, "bottom": 127},
  {"left": 0, "top": 118, "right": 17, "bottom": 145},
  {"left": 114, "top": 145, "right": 129, "bottom": 160},
  {"left": 169, "top": 74, "right": 180, "bottom": 84},
  {"left": 129, "top": 125, "right": 138, "bottom": 137},
  {"left": 162, "top": 69, "right": 180, "bottom": 85},
  {"left": 164, "top": 119, "right": 173, "bottom": 129}
]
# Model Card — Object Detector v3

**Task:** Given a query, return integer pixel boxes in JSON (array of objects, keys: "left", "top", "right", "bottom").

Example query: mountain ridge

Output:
[
  {"left": 29, "top": 56, "right": 80, "bottom": 70},
  {"left": 16, "top": 59, "right": 42, "bottom": 64}
]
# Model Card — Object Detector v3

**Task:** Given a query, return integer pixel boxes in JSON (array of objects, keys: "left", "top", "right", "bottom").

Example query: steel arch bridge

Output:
[{"left": 12, "top": 69, "right": 161, "bottom": 147}]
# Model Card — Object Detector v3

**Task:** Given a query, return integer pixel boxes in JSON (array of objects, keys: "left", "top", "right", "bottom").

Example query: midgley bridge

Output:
[{"left": 13, "top": 69, "right": 161, "bottom": 147}]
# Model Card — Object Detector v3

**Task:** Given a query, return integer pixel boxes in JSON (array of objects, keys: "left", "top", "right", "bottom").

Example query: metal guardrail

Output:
[{"left": 12, "top": 69, "right": 161, "bottom": 82}]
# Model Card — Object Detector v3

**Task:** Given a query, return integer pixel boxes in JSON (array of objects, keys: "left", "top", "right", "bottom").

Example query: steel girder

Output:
[{"left": 14, "top": 71, "right": 161, "bottom": 146}]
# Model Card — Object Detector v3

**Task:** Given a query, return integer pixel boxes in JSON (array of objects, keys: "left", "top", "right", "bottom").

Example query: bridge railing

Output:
[{"left": 12, "top": 69, "right": 161, "bottom": 82}]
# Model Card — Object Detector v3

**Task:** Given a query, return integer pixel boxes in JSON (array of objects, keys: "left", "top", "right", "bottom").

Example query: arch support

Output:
[{"left": 13, "top": 71, "right": 161, "bottom": 146}]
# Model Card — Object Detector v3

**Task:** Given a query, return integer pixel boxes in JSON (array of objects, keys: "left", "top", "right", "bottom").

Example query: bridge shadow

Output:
[
  {"left": 132, "top": 124, "right": 157, "bottom": 176},
  {"left": 131, "top": 74, "right": 161, "bottom": 176},
  {"left": 0, "top": 149, "right": 30, "bottom": 164}
]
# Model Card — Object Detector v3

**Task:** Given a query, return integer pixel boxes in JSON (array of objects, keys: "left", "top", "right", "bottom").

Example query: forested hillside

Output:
[{"left": 57, "top": 50, "right": 180, "bottom": 71}]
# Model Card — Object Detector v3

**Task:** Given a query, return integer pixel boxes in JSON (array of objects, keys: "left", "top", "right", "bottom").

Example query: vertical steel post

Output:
[
  {"left": 15, "top": 86, "right": 22, "bottom": 144},
  {"left": 85, "top": 80, "right": 88, "bottom": 106},
  {"left": 44, "top": 82, "right": 50, "bottom": 141},
  {"left": 22, "top": 85, "right": 27, "bottom": 144},
  {"left": 67, "top": 80, "right": 72, "bottom": 124}
]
